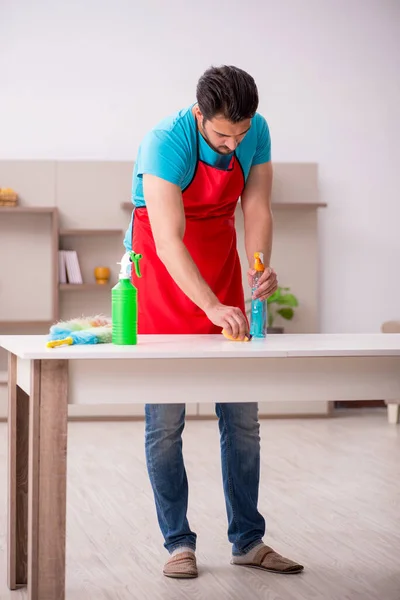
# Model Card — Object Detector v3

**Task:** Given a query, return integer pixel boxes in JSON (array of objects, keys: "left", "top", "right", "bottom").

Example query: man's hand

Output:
[
  {"left": 205, "top": 302, "right": 249, "bottom": 340},
  {"left": 247, "top": 266, "right": 278, "bottom": 302}
]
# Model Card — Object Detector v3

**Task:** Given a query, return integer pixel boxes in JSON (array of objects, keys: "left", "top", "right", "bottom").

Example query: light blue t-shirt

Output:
[{"left": 124, "top": 105, "right": 271, "bottom": 250}]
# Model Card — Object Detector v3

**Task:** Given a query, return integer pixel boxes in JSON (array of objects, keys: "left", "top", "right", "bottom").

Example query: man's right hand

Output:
[{"left": 205, "top": 303, "right": 249, "bottom": 340}]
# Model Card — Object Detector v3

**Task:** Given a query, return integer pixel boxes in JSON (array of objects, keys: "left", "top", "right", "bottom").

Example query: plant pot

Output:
[{"left": 267, "top": 326, "right": 284, "bottom": 334}]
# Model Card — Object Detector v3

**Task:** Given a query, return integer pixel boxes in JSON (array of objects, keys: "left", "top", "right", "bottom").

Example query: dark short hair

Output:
[{"left": 196, "top": 65, "right": 259, "bottom": 123}]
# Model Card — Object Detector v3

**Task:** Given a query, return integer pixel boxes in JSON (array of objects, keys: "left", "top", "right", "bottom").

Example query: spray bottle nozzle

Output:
[
  {"left": 117, "top": 251, "right": 143, "bottom": 279},
  {"left": 253, "top": 252, "right": 265, "bottom": 272},
  {"left": 129, "top": 251, "right": 142, "bottom": 278}
]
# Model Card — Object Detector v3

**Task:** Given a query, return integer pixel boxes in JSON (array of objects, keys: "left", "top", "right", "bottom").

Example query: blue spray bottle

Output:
[{"left": 249, "top": 252, "right": 267, "bottom": 339}]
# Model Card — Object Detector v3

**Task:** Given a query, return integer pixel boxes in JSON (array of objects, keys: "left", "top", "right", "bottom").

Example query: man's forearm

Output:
[
  {"left": 241, "top": 162, "right": 274, "bottom": 269},
  {"left": 244, "top": 207, "right": 273, "bottom": 268},
  {"left": 157, "top": 240, "right": 219, "bottom": 313}
]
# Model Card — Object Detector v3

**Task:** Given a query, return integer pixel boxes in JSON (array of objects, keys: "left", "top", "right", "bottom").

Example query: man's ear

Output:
[{"left": 193, "top": 104, "right": 203, "bottom": 123}]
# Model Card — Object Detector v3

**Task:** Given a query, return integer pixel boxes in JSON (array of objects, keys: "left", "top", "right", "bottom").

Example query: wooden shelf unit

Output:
[
  {"left": 59, "top": 283, "right": 112, "bottom": 291},
  {"left": 2, "top": 199, "right": 327, "bottom": 328},
  {"left": 120, "top": 201, "right": 327, "bottom": 211},
  {"left": 0, "top": 321, "right": 53, "bottom": 327},
  {"left": 58, "top": 228, "right": 119, "bottom": 303},
  {"left": 0, "top": 206, "right": 56, "bottom": 214},
  {"left": 0, "top": 205, "right": 59, "bottom": 324},
  {"left": 272, "top": 202, "right": 327, "bottom": 209},
  {"left": 0, "top": 209, "right": 122, "bottom": 329},
  {"left": 60, "top": 229, "right": 123, "bottom": 236},
  {"left": 0, "top": 160, "right": 329, "bottom": 421}
]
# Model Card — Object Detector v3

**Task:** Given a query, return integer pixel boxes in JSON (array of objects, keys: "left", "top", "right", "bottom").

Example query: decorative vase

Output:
[{"left": 94, "top": 266, "right": 110, "bottom": 285}]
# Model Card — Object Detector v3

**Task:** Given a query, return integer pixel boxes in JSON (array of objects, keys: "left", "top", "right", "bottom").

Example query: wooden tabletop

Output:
[{"left": 1, "top": 333, "right": 400, "bottom": 360}]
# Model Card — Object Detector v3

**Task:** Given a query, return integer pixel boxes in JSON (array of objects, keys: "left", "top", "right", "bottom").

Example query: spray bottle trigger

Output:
[{"left": 130, "top": 251, "right": 143, "bottom": 278}]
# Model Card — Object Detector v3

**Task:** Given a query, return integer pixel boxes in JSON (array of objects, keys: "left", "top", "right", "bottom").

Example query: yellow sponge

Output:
[{"left": 221, "top": 329, "right": 252, "bottom": 342}]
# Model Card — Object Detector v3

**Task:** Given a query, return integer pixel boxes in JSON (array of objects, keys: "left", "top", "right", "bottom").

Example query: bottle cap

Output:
[{"left": 254, "top": 252, "right": 265, "bottom": 272}]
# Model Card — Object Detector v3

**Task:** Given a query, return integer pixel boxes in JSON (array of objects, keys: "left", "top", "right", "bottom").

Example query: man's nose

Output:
[{"left": 225, "top": 138, "right": 238, "bottom": 151}]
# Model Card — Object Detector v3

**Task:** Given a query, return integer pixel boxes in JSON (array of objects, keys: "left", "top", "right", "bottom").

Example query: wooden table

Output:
[{"left": 1, "top": 332, "right": 400, "bottom": 600}]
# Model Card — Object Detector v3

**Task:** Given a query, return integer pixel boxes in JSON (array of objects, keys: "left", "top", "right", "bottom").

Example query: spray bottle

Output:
[
  {"left": 249, "top": 252, "right": 267, "bottom": 339},
  {"left": 111, "top": 251, "right": 142, "bottom": 345}
]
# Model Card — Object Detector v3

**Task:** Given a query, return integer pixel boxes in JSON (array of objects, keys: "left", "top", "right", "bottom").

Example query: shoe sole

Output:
[
  {"left": 232, "top": 562, "right": 304, "bottom": 575},
  {"left": 163, "top": 571, "right": 198, "bottom": 579}
]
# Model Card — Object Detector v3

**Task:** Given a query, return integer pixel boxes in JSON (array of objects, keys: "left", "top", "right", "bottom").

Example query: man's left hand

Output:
[{"left": 247, "top": 266, "right": 278, "bottom": 302}]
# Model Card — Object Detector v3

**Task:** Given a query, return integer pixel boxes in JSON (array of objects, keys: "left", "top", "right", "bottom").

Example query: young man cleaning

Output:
[{"left": 124, "top": 65, "right": 304, "bottom": 578}]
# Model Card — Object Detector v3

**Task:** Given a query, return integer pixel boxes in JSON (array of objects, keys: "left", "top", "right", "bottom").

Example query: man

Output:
[{"left": 124, "top": 65, "right": 304, "bottom": 578}]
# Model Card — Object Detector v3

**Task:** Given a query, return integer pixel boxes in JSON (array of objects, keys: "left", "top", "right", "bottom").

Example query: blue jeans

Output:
[{"left": 144, "top": 402, "right": 266, "bottom": 555}]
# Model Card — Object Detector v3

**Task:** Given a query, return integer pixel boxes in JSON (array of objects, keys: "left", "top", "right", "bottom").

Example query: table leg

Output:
[
  {"left": 387, "top": 402, "right": 400, "bottom": 424},
  {"left": 8, "top": 353, "right": 29, "bottom": 589},
  {"left": 28, "top": 359, "right": 68, "bottom": 600}
]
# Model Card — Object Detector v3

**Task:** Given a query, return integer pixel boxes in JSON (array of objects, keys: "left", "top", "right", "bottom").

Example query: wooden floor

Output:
[{"left": 0, "top": 410, "right": 399, "bottom": 600}]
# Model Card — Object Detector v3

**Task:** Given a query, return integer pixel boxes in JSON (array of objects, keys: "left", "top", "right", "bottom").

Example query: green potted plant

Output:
[
  {"left": 266, "top": 286, "right": 298, "bottom": 333},
  {"left": 246, "top": 286, "right": 299, "bottom": 334}
]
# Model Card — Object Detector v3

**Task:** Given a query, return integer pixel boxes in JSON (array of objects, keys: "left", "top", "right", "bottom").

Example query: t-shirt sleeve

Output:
[
  {"left": 136, "top": 129, "right": 188, "bottom": 187},
  {"left": 251, "top": 114, "right": 271, "bottom": 166}
]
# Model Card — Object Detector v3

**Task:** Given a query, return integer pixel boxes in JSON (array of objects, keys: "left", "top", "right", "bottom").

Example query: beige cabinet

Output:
[{"left": 0, "top": 160, "right": 327, "bottom": 420}]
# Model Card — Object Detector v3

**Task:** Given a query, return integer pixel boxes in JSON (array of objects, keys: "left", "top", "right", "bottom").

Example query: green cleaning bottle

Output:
[{"left": 112, "top": 251, "right": 142, "bottom": 345}]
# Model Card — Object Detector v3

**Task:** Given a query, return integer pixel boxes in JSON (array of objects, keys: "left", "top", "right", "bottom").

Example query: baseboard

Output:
[
  {"left": 186, "top": 412, "right": 334, "bottom": 421},
  {"left": 1, "top": 412, "right": 334, "bottom": 424}
]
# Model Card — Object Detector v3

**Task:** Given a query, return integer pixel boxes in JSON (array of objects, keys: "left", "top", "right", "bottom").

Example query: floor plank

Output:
[{"left": 0, "top": 410, "right": 399, "bottom": 600}]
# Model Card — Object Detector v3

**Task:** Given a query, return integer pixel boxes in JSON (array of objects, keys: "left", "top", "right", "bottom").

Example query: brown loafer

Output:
[
  {"left": 163, "top": 551, "right": 198, "bottom": 579},
  {"left": 231, "top": 545, "right": 304, "bottom": 574}
]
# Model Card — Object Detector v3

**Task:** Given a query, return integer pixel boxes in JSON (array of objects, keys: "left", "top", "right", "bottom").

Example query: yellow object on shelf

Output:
[
  {"left": 94, "top": 266, "right": 111, "bottom": 284},
  {"left": 0, "top": 188, "right": 18, "bottom": 206}
]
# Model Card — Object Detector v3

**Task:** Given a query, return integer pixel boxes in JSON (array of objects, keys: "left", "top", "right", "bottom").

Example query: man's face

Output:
[{"left": 196, "top": 109, "right": 251, "bottom": 155}]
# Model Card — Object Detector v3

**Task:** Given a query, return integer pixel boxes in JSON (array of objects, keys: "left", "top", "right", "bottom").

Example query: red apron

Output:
[{"left": 131, "top": 129, "right": 245, "bottom": 334}]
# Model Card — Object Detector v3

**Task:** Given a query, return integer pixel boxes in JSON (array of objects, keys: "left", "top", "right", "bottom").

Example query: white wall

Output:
[{"left": 1, "top": 0, "right": 399, "bottom": 333}]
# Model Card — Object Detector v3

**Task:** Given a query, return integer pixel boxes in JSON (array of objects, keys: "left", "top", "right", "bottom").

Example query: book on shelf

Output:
[{"left": 58, "top": 250, "right": 83, "bottom": 284}]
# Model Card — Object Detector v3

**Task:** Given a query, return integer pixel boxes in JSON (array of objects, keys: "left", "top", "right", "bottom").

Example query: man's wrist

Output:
[{"left": 201, "top": 293, "right": 220, "bottom": 314}]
